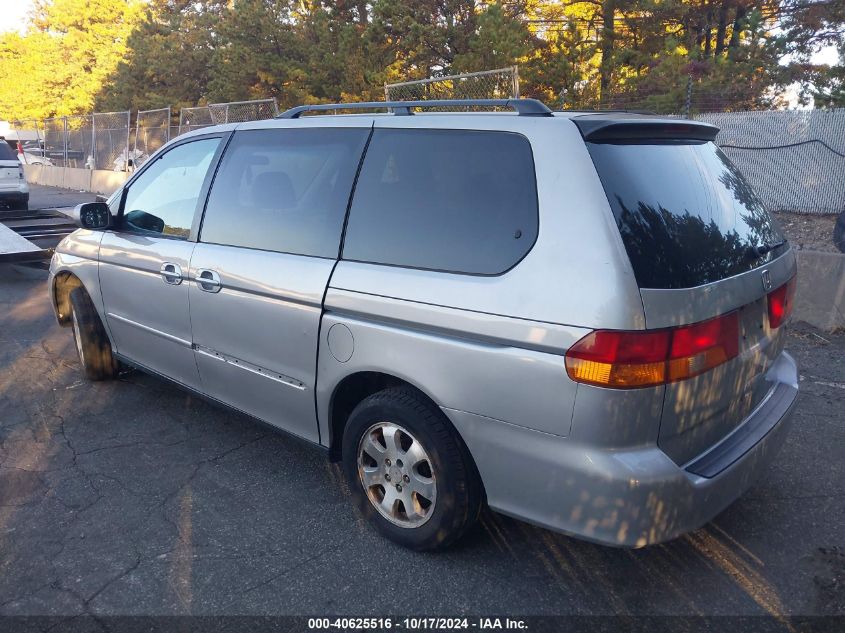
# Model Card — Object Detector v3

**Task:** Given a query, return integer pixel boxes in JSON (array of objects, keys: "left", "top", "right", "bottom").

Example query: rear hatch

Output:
[
  {"left": 0, "top": 142, "right": 22, "bottom": 190},
  {"left": 577, "top": 114, "right": 796, "bottom": 466}
]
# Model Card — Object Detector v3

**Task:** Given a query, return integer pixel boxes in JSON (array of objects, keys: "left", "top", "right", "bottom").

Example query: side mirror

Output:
[
  {"left": 124, "top": 209, "right": 165, "bottom": 234},
  {"left": 72, "top": 202, "right": 112, "bottom": 230}
]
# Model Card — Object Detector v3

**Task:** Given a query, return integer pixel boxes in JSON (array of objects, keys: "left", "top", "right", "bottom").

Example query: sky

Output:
[{"left": 0, "top": 0, "right": 34, "bottom": 34}]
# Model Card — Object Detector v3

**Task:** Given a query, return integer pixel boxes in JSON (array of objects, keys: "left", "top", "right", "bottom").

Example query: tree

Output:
[
  {"left": 96, "top": 0, "right": 227, "bottom": 111},
  {"left": 0, "top": 0, "right": 144, "bottom": 120},
  {"left": 0, "top": 30, "right": 64, "bottom": 121},
  {"left": 207, "top": 0, "right": 306, "bottom": 105},
  {"left": 2, "top": 0, "right": 844, "bottom": 120},
  {"left": 812, "top": 45, "right": 845, "bottom": 107},
  {"left": 369, "top": 0, "right": 480, "bottom": 80},
  {"left": 453, "top": 2, "right": 533, "bottom": 72}
]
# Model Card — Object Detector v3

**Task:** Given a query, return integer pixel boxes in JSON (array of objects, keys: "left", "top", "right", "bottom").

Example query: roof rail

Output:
[{"left": 277, "top": 99, "right": 553, "bottom": 119}]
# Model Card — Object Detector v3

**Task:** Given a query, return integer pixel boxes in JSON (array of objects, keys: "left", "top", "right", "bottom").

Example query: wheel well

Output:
[
  {"left": 328, "top": 372, "right": 435, "bottom": 461},
  {"left": 53, "top": 271, "right": 82, "bottom": 326}
]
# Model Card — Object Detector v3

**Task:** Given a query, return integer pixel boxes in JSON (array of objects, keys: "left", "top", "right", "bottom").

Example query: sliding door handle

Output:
[{"left": 196, "top": 269, "right": 222, "bottom": 293}]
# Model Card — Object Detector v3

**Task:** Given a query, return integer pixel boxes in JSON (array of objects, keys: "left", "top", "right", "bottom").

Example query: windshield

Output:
[{"left": 587, "top": 140, "right": 786, "bottom": 289}]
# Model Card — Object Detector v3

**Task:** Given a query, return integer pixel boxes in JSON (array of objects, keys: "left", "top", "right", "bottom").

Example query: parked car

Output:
[
  {"left": 1, "top": 138, "right": 52, "bottom": 167},
  {"left": 18, "top": 140, "right": 53, "bottom": 166},
  {"left": 20, "top": 152, "right": 53, "bottom": 166},
  {"left": 0, "top": 141, "right": 29, "bottom": 210},
  {"left": 49, "top": 99, "right": 798, "bottom": 551}
]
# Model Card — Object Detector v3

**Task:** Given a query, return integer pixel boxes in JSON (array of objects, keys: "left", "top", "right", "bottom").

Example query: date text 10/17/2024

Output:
[{"left": 307, "top": 617, "right": 529, "bottom": 630}]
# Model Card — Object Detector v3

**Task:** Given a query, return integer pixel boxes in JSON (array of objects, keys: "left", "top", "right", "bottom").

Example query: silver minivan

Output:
[{"left": 49, "top": 99, "right": 798, "bottom": 551}]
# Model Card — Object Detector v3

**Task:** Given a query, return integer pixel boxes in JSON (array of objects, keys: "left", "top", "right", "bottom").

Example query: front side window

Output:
[
  {"left": 342, "top": 129, "right": 539, "bottom": 275},
  {"left": 120, "top": 138, "right": 220, "bottom": 239},
  {"left": 200, "top": 128, "right": 370, "bottom": 257}
]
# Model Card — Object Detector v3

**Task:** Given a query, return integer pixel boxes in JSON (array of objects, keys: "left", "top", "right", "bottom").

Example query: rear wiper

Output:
[{"left": 747, "top": 239, "right": 786, "bottom": 259}]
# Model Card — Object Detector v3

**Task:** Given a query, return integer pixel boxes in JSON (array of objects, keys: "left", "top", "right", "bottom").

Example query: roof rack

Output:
[{"left": 277, "top": 99, "right": 553, "bottom": 119}]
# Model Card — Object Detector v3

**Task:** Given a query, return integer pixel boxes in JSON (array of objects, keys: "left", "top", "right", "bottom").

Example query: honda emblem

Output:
[{"left": 761, "top": 269, "right": 772, "bottom": 291}]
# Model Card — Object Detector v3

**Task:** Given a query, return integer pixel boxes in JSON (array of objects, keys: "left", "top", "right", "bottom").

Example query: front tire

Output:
[
  {"left": 69, "top": 287, "right": 119, "bottom": 381},
  {"left": 342, "top": 387, "right": 483, "bottom": 551}
]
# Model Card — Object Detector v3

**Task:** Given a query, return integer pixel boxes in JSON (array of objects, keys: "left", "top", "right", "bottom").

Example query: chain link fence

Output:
[
  {"left": 178, "top": 106, "right": 214, "bottom": 136},
  {"left": 385, "top": 67, "right": 519, "bottom": 105},
  {"left": 134, "top": 107, "right": 171, "bottom": 169},
  {"left": 43, "top": 117, "right": 68, "bottom": 166},
  {"left": 592, "top": 86, "right": 784, "bottom": 117},
  {"left": 695, "top": 109, "right": 845, "bottom": 215},
  {"left": 7, "top": 119, "right": 45, "bottom": 164},
  {"left": 209, "top": 99, "right": 278, "bottom": 124},
  {"left": 178, "top": 99, "right": 278, "bottom": 135},
  {"left": 65, "top": 115, "right": 94, "bottom": 168},
  {"left": 92, "top": 111, "right": 131, "bottom": 171},
  {"left": 11, "top": 99, "right": 279, "bottom": 174},
  {"left": 22, "top": 113, "right": 130, "bottom": 170},
  {"left": 8, "top": 118, "right": 42, "bottom": 144}
]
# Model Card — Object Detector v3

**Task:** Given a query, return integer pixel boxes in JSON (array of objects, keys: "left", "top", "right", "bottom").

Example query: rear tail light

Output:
[
  {"left": 565, "top": 312, "right": 740, "bottom": 389},
  {"left": 767, "top": 276, "right": 797, "bottom": 329}
]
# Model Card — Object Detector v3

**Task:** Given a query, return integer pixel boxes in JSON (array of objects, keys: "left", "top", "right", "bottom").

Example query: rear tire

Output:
[
  {"left": 342, "top": 387, "right": 483, "bottom": 551},
  {"left": 69, "top": 287, "right": 119, "bottom": 381}
]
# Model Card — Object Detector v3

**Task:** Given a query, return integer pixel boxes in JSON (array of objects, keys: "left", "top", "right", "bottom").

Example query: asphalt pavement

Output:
[
  {"left": 0, "top": 189, "right": 843, "bottom": 623},
  {"left": 27, "top": 184, "right": 97, "bottom": 212}
]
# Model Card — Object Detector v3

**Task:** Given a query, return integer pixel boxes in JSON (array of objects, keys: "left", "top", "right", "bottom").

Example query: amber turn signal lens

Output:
[{"left": 565, "top": 312, "right": 740, "bottom": 389}]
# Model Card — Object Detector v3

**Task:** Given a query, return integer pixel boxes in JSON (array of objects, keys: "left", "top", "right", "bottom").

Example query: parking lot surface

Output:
[
  {"left": 27, "top": 184, "right": 97, "bottom": 212},
  {"left": 1, "top": 261, "right": 843, "bottom": 620}
]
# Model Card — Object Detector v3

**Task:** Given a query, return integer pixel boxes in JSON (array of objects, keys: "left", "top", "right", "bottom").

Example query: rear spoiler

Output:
[{"left": 572, "top": 114, "right": 719, "bottom": 142}]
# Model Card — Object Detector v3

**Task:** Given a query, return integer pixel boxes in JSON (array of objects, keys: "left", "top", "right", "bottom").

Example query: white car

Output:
[
  {"left": 19, "top": 152, "right": 53, "bottom": 166},
  {"left": 18, "top": 141, "right": 53, "bottom": 166},
  {"left": 0, "top": 142, "right": 29, "bottom": 210}
]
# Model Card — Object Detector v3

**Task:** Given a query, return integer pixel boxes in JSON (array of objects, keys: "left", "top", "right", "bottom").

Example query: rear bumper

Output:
[
  {"left": 446, "top": 351, "right": 798, "bottom": 547},
  {"left": 0, "top": 185, "right": 29, "bottom": 200}
]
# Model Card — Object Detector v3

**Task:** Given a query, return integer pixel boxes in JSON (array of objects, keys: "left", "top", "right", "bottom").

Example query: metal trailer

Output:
[{"left": 0, "top": 208, "right": 77, "bottom": 264}]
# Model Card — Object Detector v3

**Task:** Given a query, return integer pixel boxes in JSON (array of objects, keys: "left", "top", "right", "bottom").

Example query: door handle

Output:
[
  {"left": 159, "top": 262, "right": 183, "bottom": 285},
  {"left": 196, "top": 268, "right": 222, "bottom": 293}
]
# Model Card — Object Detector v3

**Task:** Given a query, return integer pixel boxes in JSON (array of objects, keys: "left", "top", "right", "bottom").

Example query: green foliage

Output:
[
  {"left": 0, "top": 0, "right": 843, "bottom": 120},
  {"left": 0, "top": 0, "right": 143, "bottom": 120},
  {"left": 812, "top": 45, "right": 845, "bottom": 108},
  {"left": 97, "top": 0, "right": 227, "bottom": 112}
]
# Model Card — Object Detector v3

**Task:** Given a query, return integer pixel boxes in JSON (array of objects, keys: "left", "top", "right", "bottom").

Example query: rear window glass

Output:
[
  {"left": 587, "top": 141, "right": 785, "bottom": 289},
  {"left": 0, "top": 143, "right": 17, "bottom": 160},
  {"left": 342, "top": 129, "right": 538, "bottom": 275}
]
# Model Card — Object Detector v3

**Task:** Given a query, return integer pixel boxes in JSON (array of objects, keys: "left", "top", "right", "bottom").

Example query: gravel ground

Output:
[{"left": 773, "top": 211, "right": 842, "bottom": 253}]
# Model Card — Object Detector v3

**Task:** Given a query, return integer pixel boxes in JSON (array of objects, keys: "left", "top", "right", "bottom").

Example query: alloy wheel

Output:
[{"left": 357, "top": 422, "right": 437, "bottom": 528}]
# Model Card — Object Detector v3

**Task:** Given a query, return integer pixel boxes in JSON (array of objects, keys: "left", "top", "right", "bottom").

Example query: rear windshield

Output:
[
  {"left": 0, "top": 143, "right": 17, "bottom": 161},
  {"left": 587, "top": 140, "right": 785, "bottom": 289}
]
